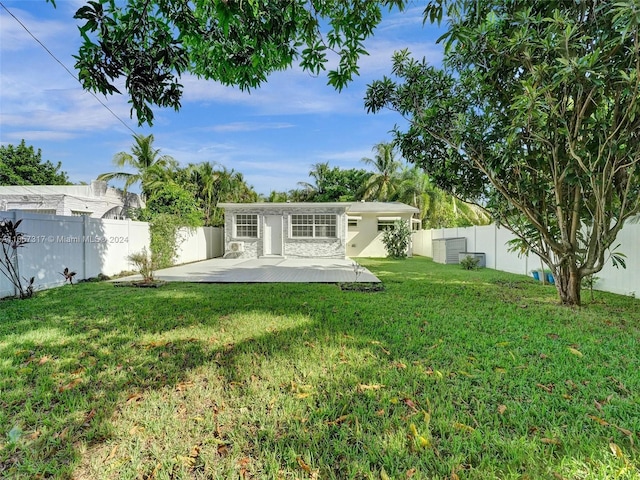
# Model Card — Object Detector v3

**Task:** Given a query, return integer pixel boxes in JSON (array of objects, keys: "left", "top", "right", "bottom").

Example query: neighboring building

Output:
[
  {"left": 218, "top": 201, "right": 420, "bottom": 259},
  {"left": 0, "top": 181, "right": 143, "bottom": 219}
]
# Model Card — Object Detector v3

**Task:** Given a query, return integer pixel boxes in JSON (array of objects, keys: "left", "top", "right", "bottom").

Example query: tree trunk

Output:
[{"left": 555, "top": 262, "right": 582, "bottom": 306}]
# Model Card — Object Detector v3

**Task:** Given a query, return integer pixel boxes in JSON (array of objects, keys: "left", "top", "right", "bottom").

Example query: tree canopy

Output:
[
  {"left": 0, "top": 140, "right": 70, "bottom": 186},
  {"left": 298, "top": 162, "right": 370, "bottom": 202},
  {"left": 47, "top": 0, "right": 405, "bottom": 125},
  {"left": 97, "top": 134, "right": 177, "bottom": 198},
  {"left": 365, "top": 0, "right": 640, "bottom": 305}
]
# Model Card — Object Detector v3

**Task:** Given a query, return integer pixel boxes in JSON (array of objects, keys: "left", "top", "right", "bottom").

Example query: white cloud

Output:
[
  {"left": 180, "top": 72, "right": 356, "bottom": 116},
  {"left": 208, "top": 122, "right": 295, "bottom": 133},
  {"left": 0, "top": 7, "right": 69, "bottom": 52},
  {"left": 0, "top": 130, "right": 77, "bottom": 142},
  {"left": 317, "top": 148, "right": 373, "bottom": 163}
]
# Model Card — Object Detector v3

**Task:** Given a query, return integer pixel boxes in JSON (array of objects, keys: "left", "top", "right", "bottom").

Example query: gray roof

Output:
[
  {"left": 346, "top": 201, "right": 419, "bottom": 214},
  {"left": 218, "top": 201, "right": 419, "bottom": 214},
  {"left": 218, "top": 202, "right": 350, "bottom": 210}
]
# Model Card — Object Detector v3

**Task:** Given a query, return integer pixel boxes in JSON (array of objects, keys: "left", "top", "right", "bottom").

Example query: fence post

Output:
[
  {"left": 8, "top": 210, "right": 18, "bottom": 297},
  {"left": 82, "top": 215, "right": 89, "bottom": 280}
]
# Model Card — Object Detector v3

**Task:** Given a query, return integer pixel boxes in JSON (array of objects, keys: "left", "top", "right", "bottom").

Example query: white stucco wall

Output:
[{"left": 346, "top": 213, "right": 415, "bottom": 258}]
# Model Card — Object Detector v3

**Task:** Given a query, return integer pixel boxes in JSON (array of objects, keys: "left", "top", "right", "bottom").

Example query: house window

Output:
[
  {"left": 377, "top": 217, "right": 400, "bottom": 231},
  {"left": 72, "top": 210, "right": 93, "bottom": 217},
  {"left": 235, "top": 214, "right": 258, "bottom": 238},
  {"left": 291, "top": 214, "right": 336, "bottom": 238},
  {"left": 347, "top": 216, "right": 361, "bottom": 229}
]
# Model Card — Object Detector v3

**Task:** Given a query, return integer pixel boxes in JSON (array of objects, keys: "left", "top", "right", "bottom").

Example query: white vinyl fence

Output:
[
  {"left": 412, "top": 223, "right": 640, "bottom": 298},
  {"left": 1, "top": 212, "right": 223, "bottom": 298}
]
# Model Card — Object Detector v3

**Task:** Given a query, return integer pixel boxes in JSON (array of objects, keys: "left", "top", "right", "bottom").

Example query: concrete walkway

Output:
[{"left": 116, "top": 257, "right": 380, "bottom": 283}]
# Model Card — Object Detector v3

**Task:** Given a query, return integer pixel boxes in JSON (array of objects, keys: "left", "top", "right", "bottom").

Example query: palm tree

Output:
[
  {"left": 297, "top": 162, "right": 331, "bottom": 201},
  {"left": 201, "top": 167, "right": 257, "bottom": 226},
  {"left": 395, "top": 167, "right": 433, "bottom": 223},
  {"left": 359, "top": 143, "right": 403, "bottom": 201},
  {"left": 186, "top": 162, "right": 221, "bottom": 226},
  {"left": 98, "top": 134, "right": 177, "bottom": 198}
]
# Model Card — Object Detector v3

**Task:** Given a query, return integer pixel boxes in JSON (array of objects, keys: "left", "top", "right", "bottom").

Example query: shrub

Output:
[
  {"left": 381, "top": 220, "right": 411, "bottom": 259},
  {"left": 460, "top": 255, "right": 480, "bottom": 270},
  {"left": 127, "top": 247, "right": 157, "bottom": 283}
]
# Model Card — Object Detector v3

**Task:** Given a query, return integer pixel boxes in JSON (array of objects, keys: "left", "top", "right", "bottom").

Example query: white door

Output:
[{"left": 263, "top": 215, "right": 283, "bottom": 256}]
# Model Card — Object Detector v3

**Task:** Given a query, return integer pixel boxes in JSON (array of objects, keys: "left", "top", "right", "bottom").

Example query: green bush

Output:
[
  {"left": 127, "top": 247, "right": 156, "bottom": 282},
  {"left": 460, "top": 255, "right": 480, "bottom": 270},
  {"left": 381, "top": 220, "right": 411, "bottom": 259}
]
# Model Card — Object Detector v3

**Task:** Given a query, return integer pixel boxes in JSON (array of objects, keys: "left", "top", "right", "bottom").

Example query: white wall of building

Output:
[
  {"left": 346, "top": 213, "right": 415, "bottom": 257},
  {"left": 0, "top": 212, "right": 222, "bottom": 298},
  {"left": 0, "top": 181, "right": 143, "bottom": 219},
  {"left": 412, "top": 223, "right": 640, "bottom": 297}
]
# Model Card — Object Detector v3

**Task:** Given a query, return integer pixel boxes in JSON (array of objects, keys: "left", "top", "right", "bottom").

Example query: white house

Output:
[
  {"left": 218, "top": 201, "right": 420, "bottom": 259},
  {"left": 0, "top": 181, "right": 143, "bottom": 219}
]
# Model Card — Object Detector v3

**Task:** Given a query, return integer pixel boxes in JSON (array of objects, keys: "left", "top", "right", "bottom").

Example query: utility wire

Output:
[{"left": 0, "top": 1, "right": 137, "bottom": 135}]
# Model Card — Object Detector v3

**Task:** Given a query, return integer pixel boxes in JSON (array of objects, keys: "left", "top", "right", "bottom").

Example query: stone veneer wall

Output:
[{"left": 223, "top": 205, "right": 348, "bottom": 259}]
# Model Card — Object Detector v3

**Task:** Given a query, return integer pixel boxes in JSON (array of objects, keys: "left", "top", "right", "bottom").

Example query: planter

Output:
[
  {"left": 113, "top": 280, "right": 167, "bottom": 288},
  {"left": 546, "top": 272, "right": 555, "bottom": 285},
  {"left": 531, "top": 271, "right": 541, "bottom": 281},
  {"left": 339, "top": 282, "right": 385, "bottom": 292}
]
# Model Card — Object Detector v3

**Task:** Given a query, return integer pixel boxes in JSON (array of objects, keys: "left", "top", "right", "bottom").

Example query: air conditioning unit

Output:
[{"left": 228, "top": 241, "right": 244, "bottom": 253}]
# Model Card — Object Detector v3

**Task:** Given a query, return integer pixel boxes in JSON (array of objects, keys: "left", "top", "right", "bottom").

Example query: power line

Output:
[{"left": 0, "top": 1, "right": 137, "bottom": 135}]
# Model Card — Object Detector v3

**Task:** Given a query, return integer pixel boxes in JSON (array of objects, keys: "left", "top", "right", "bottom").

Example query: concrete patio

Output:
[{"left": 116, "top": 257, "right": 380, "bottom": 283}]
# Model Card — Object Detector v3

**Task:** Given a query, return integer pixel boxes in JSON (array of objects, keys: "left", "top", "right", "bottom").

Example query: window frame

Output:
[
  {"left": 377, "top": 220, "right": 397, "bottom": 232},
  {"left": 71, "top": 210, "right": 93, "bottom": 217},
  {"left": 290, "top": 213, "right": 337, "bottom": 239},
  {"left": 234, "top": 213, "right": 258, "bottom": 238}
]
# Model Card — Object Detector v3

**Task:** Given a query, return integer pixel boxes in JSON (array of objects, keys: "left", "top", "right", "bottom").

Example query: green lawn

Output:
[{"left": 1, "top": 257, "right": 638, "bottom": 479}]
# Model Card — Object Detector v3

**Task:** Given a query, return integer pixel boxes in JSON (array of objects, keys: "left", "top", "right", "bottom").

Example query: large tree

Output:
[
  {"left": 366, "top": 1, "right": 640, "bottom": 305},
  {"left": 177, "top": 163, "right": 258, "bottom": 226},
  {"left": 47, "top": 0, "right": 405, "bottom": 125},
  {"left": 0, "top": 140, "right": 70, "bottom": 185},
  {"left": 298, "top": 162, "right": 370, "bottom": 202}
]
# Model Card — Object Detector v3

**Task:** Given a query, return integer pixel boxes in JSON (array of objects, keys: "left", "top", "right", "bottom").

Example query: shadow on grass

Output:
[{"left": 1, "top": 257, "right": 638, "bottom": 479}]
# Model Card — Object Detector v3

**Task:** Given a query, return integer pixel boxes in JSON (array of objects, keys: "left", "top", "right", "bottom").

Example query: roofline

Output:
[
  {"left": 217, "top": 202, "right": 351, "bottom": 209},
  {"left": 217, "top": 201, "right": 419, "bottom": 213}
]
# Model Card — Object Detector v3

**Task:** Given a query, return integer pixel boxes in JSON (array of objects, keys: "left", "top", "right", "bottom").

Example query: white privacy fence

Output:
[
  {"left": 1, "top": 212, "right": 224, "bottom": 298},
  {"left": 412, "top": 223, "right": 640, "bottom": 298}
]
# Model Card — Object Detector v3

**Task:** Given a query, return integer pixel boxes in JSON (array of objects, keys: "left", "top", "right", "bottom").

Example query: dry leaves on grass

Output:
[
  {"left": 567, "top": 347, "right": 583, "bottom": 357},
  {"left": 296, "top": 456, "right": 313, "bottom": 474},
  {"left": 536, "top": 383, "right": 554, "bottom": 393},
  {"left": 58, "top": 378, "right": 82, "bottom": 392},
  {"left": 104, "top": 445, "right": 118, "bottom": 463},
  {"left": 541, "top": 438, "right": 562, "bottom": 445},
  {"left": 357, "top": 383, "right": 385, "bottom": 393},
  {"left": 452, "top": 422, "right": 475, "bottom": 433},
  {"left": 326, "top": 415, "right": 350, "bottom": 426},
  {"left": 370, "top": 340, "right": 391, "bottom": 355},
  {"left": 237, "top": 456, "right": 252, "bottom": 478},
  {"left": 176, "top": 380, "right": 195, "bottom": 392},
  {"left": 126, "top": 393, "right": 144, "bottom": 404},
  {"left": 588, "top": 415, "right": 610, "bottom": 426}
]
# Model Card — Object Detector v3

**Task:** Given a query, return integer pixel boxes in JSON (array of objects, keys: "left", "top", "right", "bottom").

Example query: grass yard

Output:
[{"left": 1, "top": 257, "right": 639, "bottom": 479}]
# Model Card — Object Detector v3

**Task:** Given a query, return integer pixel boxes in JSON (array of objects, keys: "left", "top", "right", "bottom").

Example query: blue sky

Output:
[{"left": 0, "top": 1, "right": 444, "bottom": 195}]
